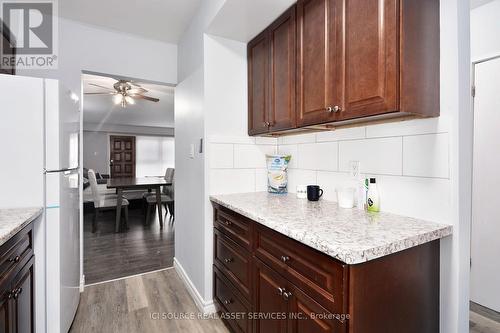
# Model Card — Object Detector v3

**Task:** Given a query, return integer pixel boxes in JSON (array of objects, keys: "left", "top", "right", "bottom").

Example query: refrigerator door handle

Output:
[{"left": 44, "top": 167, "right": 79, "bottom": 174}]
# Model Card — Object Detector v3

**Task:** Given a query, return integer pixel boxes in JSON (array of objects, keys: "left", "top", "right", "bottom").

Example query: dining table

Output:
[{"left": 107, "top": 177, "right": 171, "bottom": 232}]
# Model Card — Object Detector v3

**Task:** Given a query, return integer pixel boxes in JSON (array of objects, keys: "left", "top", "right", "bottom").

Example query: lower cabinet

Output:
[
  {"left": 0, "top": 223, "right": 35, "bottom": 333},
  {"left": 212, "top": 202, "right": 440, "bottom": 333}
]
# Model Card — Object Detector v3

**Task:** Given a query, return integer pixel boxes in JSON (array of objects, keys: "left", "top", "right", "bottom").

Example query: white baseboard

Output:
[{"left": 173, "top": 257, "right": 217, "bottom": 314}]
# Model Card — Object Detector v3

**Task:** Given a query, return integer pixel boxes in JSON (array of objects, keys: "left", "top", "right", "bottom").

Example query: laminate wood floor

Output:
[
  {"left": 70, "top": 268, "right": 230, "bottom": 333},
  {"left": 470, "top": 302, "right": 500, "bottom": 333},
  {"left": 84, "top": 205, "right": 174, "bottom": 285}
]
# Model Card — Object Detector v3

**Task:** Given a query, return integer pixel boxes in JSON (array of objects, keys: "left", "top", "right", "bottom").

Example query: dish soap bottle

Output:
[{"left": 367, "top": 178, "right": 380, "bottom": 212}]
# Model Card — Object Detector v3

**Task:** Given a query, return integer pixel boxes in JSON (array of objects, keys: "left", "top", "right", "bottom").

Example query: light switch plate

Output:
[
  {"left": 349, "top": 160, "right": 360, "bottom": 178},
  {"left": 189, "top": 144, "right": 195, "bottom": 159}
]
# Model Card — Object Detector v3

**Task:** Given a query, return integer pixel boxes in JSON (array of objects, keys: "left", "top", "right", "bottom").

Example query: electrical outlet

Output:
[{"left": 349, "top": 160, "right": 360, "bottom": 178}]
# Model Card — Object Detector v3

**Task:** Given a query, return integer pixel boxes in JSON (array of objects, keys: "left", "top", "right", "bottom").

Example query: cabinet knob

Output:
[
  {"left": 12, "top": 287, "right": 22, "bottom": 299},
  {"left": 224, "top": 258, "right": 233, "bottom": 263},
  {"left": 222, "top": 219, "right": 232, "bottom": 226},
  {"left": 326, "top": 106, "right": 333, "bottom": 112},
  {"left": 264, "top": 121, "right": 271, "bottom": 127},
  {"left": 8, "top": 256, "right": 20, "bottom": 263},
  {"left": 283, "top": 291, "right": 292, "bottom": 301},
  {"left": 277, "top": 287, "right": 285, "bottom": 296},
  {"left": 280, "top": 255, "right": 290, "bottom": 263},
  {"left": 223, "top": 299, "right": 233, "bottom": 305},
  {"left": 333, "top": 105, "right": 341, "bottom": 112}
]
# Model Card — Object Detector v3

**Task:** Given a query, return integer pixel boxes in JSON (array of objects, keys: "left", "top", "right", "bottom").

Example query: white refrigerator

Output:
[{"left": 0, "top": 74, "right": 80, "bottom": 333}]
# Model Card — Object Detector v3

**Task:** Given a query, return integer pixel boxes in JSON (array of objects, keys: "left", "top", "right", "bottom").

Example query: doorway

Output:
[
  {"left": 470, "top": 55, "right": 500, "bottom": 332},
  {"left": 81, "top": 71, "right": 176, "bottom": 285}
]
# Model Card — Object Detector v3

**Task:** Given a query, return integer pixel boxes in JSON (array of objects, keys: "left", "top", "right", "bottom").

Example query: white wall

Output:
[
  {"left": 471, "top": 0, "right": 500, "bottom": 61},
  {"left": 83, "top": 130, "right": 175, "bottom": 175},
  {"left": 18, "top": 17, "right": 178, "bottom": 93}
]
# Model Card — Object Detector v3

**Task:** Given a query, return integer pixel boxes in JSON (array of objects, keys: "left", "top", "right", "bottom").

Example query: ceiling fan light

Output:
[
  {"left": 113, "top": 94, "right": 122, "bottom": 105},
  {"left": 125, "top": 96, "right": 135, "bottom": 105}
]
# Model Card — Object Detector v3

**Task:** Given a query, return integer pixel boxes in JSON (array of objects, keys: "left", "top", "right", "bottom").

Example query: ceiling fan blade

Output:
[
  {"left": 129, "top": 87, "right": 147, "bottom": 94},
  {"left": 130, "top": 94, "right": 160, "bottom": 102},
  {"left": 88, "top": 83, "right": 115, "bottom": 91},
  {"left": 84, "top": 92, "right": 116, "bottom": 95}
]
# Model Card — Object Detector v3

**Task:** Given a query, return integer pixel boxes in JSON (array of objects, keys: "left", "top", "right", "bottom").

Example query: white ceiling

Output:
[
  {"left": 82, "top": 74, "right": 174, "bottom": 128},
  {"left": 60, "top": 0, "right": 202, "bottom": 43},
  {"left": 207, "top": 0, "right": 296, "bottom": 42},
  {"left": 470, "top": 0, "right": 496, "bottom": 8}
]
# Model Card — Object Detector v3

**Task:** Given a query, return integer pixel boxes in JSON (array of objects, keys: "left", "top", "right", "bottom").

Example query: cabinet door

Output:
[
  {"left": 288, "top": 285, "right": 346, "bottom": 333},
  {"left": 254, "top": 260, "right": 288, "bottom": 333},
  {"left": 0, "top": 286, "right": 12, "bottom": 333},
  {"left": 340, "top": 0, "right": 398, "bottom": 120},
  {"left": 296, "top": 0, "right": 342, "bottom": 126},
  {"left": 11, "top": 258, "right": 34, "bottom": 333},
  {"left": 248, "top": 31, "right": 270, "bottom": 135},
  {"left": 268, "top": 6, "right": 297, "bottom": 132}
]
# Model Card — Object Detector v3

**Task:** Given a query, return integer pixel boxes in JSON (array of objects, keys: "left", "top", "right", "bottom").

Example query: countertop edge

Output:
[
  {"left": 210, "top": 195, "right": 452, "bottom": 265},
  {"left": 0, "top": 207, "right": 43, "bottom": 247}
]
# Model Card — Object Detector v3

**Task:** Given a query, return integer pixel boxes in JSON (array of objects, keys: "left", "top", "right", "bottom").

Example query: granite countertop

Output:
[
  {"left": 210, "top": 192, "right": 452, "bottom": 265},
  {"left": 0, "top": 208, "right": 43, "bottom": 246}
]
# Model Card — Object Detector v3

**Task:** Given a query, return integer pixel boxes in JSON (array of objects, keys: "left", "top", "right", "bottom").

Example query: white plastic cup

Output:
[
  {"left": 337, "top": 188, "right": 355, "bottom": 208},
  {"left": 296, "top": 185, "right": 307, "bottom": 199}
]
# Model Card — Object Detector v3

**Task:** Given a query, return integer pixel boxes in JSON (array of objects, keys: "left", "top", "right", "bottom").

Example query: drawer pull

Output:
[
  {"left": 277, "top": 287, "right": 285, "bottom": 296},
  {"left": 283, "top": 291, "right": 292, "bottom": 301},
  {"left": 8, "top": 256, "right": 20, "bottom": 263},
  {"left": 223, "top": 299, "right": 233, "bottom": 305},
  {"left": 224, "top": 258, "right": 233, "bottom": 263},
  {"left": 222, "top": 219, "right": 232, "bottom": 226},
  {"left": 280, "top": 255, "right": 290, "bottom": 263},
  {"left": 12, "top": 288, "right": 22, "bottom": 300}
]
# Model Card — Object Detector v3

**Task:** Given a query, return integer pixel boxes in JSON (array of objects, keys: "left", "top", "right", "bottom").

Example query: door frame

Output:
[{"left": 470, "top": 53, "right": 500, "bottom": 304}]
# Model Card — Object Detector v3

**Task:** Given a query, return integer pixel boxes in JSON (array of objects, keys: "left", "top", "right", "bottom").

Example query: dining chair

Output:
[
  {"left": 143, "top": 168, "right": 175, "bottom": 222},
  {"left": 88, "top": 169, "right": 129, "bottom": 233}
]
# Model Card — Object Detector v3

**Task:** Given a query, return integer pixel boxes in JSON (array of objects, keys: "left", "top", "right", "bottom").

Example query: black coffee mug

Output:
[{"left": 307, "top": 185, "right": 323, "bottom": 201}]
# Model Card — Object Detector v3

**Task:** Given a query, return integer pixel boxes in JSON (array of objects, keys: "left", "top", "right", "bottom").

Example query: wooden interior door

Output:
[
  {"left": 340, "top": 0, "right": 398, "bottom": 120},
  {"left": 296, "top": 0, "right": 342, "bottom": 126},
  {"left": 110, "top": 136, "right": 136, "bottom": 178},
  {"left": 268, "top": 6, "right": 297, "bottom": 132}
]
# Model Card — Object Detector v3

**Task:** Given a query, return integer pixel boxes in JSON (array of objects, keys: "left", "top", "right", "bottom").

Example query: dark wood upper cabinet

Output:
[
  {"left": 248, "top": 6, "right": 297, "bottom": 135},
  {"left": 247, "top": 0, "right": 439, "bottom": 136},
  {"left": 0, "top": 20, "right": 16, "bottom": 75},
  {"left": 269, "top": 7, "right": 297, "bottom": 132},
  {"left": 248, "top": 31, "right": 270, "bottom": 135},
  {"left": 296, "top": 0, "right": 342, "bottom": 127},
  {"left": 340, "top": 0, "right": 398, "bottom": 120}
]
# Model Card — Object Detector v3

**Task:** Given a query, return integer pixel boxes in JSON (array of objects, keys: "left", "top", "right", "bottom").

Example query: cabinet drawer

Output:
[
  {"left": 254, "top": 224, "right": 346, "bottom": 313},
  {"left": 214, "top": 266, "right": 252, "bottom": 333},
  {"left": 214, "top": 206, "right": 252, "bottom": 250},
  {"left": 214, "top": 229, "right": 251, "bottom": 300},
  {"left": 0, "top": 223, "right": 33, "bottom": 282}
]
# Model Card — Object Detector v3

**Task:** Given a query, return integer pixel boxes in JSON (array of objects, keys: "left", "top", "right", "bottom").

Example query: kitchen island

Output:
[{"left": 210, "top": 192, "right": 452, "bottom": 333}]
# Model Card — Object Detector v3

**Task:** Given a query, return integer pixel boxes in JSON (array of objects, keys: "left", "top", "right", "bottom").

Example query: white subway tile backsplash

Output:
[
  {"left": 316, "top": 127, "right": 366, "bottom": 142},
  {"left": 339, "top": 137, "right": 403, "bottom": 175},
  {"left": 316, "top": 171, "right": 357, "bottom": 202},
  {"left": 234, "top": 144, "right": 276, "bottom": 168},
  {"left": 209, "top": 143, "right": 233, "bottom": 169},
  {"left": 255, "top": 137, "right": 279, "bottom": 145},
  {"left": 209, "top": 169, "right": 256, "bottom": 194},
  {"left": 375, "top": 175, "right": 450, "bottom": 223},
  {"left": 208, "top": 135, "right": 255, "bottom": 144},
  {"left": 403, "top": 133, "right": 449, "bottom": 178},
  {"left": 298, "top": 142, "right": 338, "bottom": 171},
  {"left": 278, "top": 133, "right": 316, "bottom": 145},
  {"left": 365, "top": 117, "right": 450, "bottom": 138},
  {"left": 255, "top": 169, "right": 268, "bottom": 191},
  {"left": 287, "top": 169, "right": 317, "bottom": 193},
  {"left": 278, "top": 144, "right": 298, "bottom": 169}
]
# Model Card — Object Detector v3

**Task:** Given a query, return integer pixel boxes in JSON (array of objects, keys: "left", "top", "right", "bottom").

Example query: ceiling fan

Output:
[{"left": 84, "top": 79, "right": 160, "bottom": 108}]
